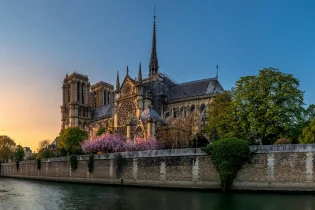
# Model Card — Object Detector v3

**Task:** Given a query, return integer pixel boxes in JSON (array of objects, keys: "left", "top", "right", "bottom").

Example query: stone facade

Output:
[
  {"left": 3, "top": 145, "right": 315, "bottom": 191},
  {"left": 60, "top": 14, "right": 224, "bottom": 138}
]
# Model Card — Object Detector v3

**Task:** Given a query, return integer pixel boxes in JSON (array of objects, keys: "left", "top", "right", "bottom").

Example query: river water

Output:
[{"left": 1, "top": 178, "right": 315, "bottom": 210}]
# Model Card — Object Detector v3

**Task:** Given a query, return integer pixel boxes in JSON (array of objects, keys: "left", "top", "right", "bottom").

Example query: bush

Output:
[
  {"left": 36, "top": 159, "right": 41, "bottom": 170},
  {"left": 58, "top": 127, "right": 88, "bottom": 155},
  {"left": 202, "top": 138, "right": 250, "bottom": 192},
  {"left": 88, "top": 154, "right": 94, "bottom": 173},
  {"left": 16, "top": 160, "right": 19, "bottom": 171},
  {"left": 70, "top": 155, "right": 78, "bottom": 171},
  {"left": 274, "top": 137, "right": 291, "bottom": 145},
  {"left": 299, "top": 119, "right": 315, "bottom": 144},
  {"left": 36, "top": 148, "right": 55, "bottom": 159}
]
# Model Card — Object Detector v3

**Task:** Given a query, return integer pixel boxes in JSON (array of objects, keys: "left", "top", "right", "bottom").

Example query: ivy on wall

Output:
[
  {"left": 203, "top": 138, "right": 250, "bottom": 192},
  {"left": 88, "top": 154, "right": 94, "bottom": 173},
  {"left": 70, "top": 155, "right": 78, "bottom": 171}
]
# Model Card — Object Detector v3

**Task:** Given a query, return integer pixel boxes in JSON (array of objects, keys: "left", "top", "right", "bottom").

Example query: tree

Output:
[
  {"left": 204, "top": 92, "right": 239, "bottom": 141},
  {"left": 36, "top": 140, "right": 55, "bottom": 159},
  {"left": 299, "top": 119, "right": 315, "bottom": 144},
  {"left": 202, "top": 138, "right": 250, "bottom": 192},
  {"left": 156, "top": 113, "right": 195, "bottom": 149},
  {"left": 14, "top": 145, "right": 25, "bottom": 161},
  {"left": 58, "top": 127, "right": 88, "bottom": 155},
  {"left": 232, "top": 68, "right": 305, "bottom": 144},
  {"left": 96, "top": 128, "right": 107, "bottom": 137},
  {"left": 0, "top": 135, "right": 16, "bottom": 163}
]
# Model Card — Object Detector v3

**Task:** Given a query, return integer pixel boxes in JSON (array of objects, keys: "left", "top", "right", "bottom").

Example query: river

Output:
[{"left": 0, "top": 177, "right": 315, "bottom": 210}]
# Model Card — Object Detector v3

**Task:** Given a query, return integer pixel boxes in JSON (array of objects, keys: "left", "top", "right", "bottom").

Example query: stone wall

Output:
[{"left": 2, "top": 145, "right": 315, "bottom": 191}]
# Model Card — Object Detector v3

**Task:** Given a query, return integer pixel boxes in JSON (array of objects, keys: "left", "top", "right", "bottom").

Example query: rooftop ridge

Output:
[{"left": 173, "top": 77, "right": 217, "bottom": 86}]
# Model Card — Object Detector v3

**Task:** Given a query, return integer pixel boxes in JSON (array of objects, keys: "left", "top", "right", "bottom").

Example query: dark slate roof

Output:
[
  {"left": 168, "top": 78, "right": 224, "bottom": 102},
  {"left": 92, "top": 103, "right": 114, "bottom": 120},
  {"left": 141, "top": 108, "right": 164, "bottom": 123}
]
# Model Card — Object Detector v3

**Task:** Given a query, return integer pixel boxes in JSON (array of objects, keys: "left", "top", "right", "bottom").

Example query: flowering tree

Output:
[{"left": 81, "top": 132, "right": 162, "bottom": 154}]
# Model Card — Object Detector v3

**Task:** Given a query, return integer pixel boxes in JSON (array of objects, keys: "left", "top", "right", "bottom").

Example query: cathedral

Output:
[{"left": 60, "top": 15, "right": 224, "bottom": 139}]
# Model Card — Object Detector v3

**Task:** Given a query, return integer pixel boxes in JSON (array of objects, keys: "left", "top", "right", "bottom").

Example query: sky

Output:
[{"left": 0, "top": 0, "right": 315, "bottom": 151}]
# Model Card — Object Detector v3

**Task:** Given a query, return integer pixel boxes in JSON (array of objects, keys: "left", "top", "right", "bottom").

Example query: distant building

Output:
[
  {"left": 50, "top": 138, "right": 58, "bottom": 149},
  {"left": 60, "top": 14, "right": 224, "bottom": 139},
  {"left": 23, "top": 147, "right": 33, "bottom": 160}
]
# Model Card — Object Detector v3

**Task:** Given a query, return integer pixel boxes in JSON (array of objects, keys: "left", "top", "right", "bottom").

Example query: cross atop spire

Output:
[
  {"left": 149, "top": 6, "right": 159, "bottom": 77},
  {"left": 216, "top": 64, "right": 219, "bottom": 80}
]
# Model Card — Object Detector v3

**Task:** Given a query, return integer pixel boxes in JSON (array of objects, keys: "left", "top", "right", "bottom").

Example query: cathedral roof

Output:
[
  {"left": 168, "top": 78, "right": 224, "bottom": 102},
  {"left": 141, "top": 107, "right": 164, "bottom": 123},
  {"left": 92, "top": 103, "right": 114, "bottom": 120}
]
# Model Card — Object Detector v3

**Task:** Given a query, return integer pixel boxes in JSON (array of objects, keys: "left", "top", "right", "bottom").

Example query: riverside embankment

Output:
[{"left": 2, "top": 144, "right": 315, "bottom": 191}]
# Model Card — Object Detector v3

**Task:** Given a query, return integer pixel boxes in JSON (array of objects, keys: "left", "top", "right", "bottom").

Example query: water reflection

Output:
[{"left": 1, "top": 178, "right": 315, "bottom": 210}]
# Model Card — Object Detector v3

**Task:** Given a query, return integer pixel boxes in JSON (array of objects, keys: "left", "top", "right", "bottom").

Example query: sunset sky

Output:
[{"left": 1, "top": 0, "right": 315, "bottom": 151}]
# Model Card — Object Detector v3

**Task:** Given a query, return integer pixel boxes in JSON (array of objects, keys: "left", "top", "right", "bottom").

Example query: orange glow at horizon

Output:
[{"left": 0, "top": 64, "right": 62, "bottom": 152}]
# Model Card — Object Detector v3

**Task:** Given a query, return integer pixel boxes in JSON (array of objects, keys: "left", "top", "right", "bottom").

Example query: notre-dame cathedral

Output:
[{"left": 60, "top": 15, "right": 224, "bottom": 139}]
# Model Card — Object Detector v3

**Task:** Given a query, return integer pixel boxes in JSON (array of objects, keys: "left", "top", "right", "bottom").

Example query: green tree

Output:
[
  {"left": 36, "top": 140, "right": 55, "bottom": 159},
  {"left": 202, "top": 138, "right": 250, "bottom": 192},
  {"left": 299, "top": 119, "right": 315, "bottom": 144},
  {"left": 0, "top": 135, "right": 16, "bottom": 163},
  {"left": 232, "top": 68, "right": 304, "bottom": 144},
  {"left": 205, "top": 92, "right": 239, "bottom": 141},
  {"left": 58, "top": 127, "right": 88, "bottom": 155},
  {"left": 14, "top": 145, "right": 25, "bottom": 161},
  {"left": 96, "top": 127, "right": 107, "bottom": 137}
]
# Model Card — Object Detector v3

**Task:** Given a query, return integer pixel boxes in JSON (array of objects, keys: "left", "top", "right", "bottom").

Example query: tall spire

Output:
[
  {"left": 138, "top": 62, "right": 142, "bottom": 81},
  {"left": 149, "top": 6, "right": 159, "bottom": 77},
  {"left": 126, "top": 65, "right": 129, "bottom": 76},
  {"left": 216, "top": 64, "right": 219, "bottom": 80},
  {"left": 116, "top": 71, "right": 120, "bottom": 91}
]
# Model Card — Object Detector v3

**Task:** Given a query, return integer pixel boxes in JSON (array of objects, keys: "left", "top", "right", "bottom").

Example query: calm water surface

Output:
[{"left": 1, "top": 177, "right": 315, "bottom": 210}]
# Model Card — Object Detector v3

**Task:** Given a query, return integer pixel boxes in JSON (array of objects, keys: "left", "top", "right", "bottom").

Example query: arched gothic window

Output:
[
  {"left": 68, "top": 86, "right": 70, "bottom": 102},
  {"left": 77, "top": 82, "right": 80, "bottom": 102},
  {"left": 200, "top": 104, "right": 206, "bottom": 113},
  {"left": 190, "top": 105, "right": 195, "bottom": 113},
  {"left": 82, "top": 83, "right": 85, "bottom": 104},
  {"left": 104, "top": 90, "right": 106, "bottom": 105},
  {"left": 108, "top": 92, "right": 111, "bottom": 103},
  {"left": 94, "top": 92, "right": 97, "bottom": 108}
]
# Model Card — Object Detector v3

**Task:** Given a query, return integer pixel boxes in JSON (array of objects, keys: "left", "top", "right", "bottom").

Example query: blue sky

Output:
[{"left": 0, "top": 0, "right": 314, "bottom": 149}]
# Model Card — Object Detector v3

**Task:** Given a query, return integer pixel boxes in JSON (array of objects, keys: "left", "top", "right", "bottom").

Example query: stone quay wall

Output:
[{"left": 2, "top": 145, "right": 315, "bottom": 191}]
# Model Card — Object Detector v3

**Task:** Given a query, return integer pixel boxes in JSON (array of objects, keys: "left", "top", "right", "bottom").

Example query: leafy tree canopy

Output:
[
  {"left": 58, "top": 127, "right": 88, "bottom": 155},
  {"left": 204, "top": 92, "right": 239, "bottom": 141},
  {"left": 299, "top": 119, "right": 315, "bottom": 144},
  {"left": 36, "top": 140, "right": 55, "bottom": 159},
  {"left": 202, "top": 138, "right": 250, "bottom": 192},
  {"left": 232, "top": 68, "right": 304, "bottom": 144},
  {"left": 0, "top": 135, "right": 16, "bottom": 162},
  {"left": 14, "top": 145, "right": 25, "bottom": 161}
]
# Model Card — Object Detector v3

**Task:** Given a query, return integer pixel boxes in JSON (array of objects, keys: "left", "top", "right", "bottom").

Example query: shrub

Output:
[
  {"left": 70, "top": 155, "right": 78, "bottom": 171},
  {"left": 88, "top": 154, "right": 94, "bottom": 173},
  {"left": 36, "top": 159, "right": 41, "bottom": 170},
  {"left": 16, "top": 160, "right": 19, "bottom": 171},
  {"left": 202, "top": 138, "right": 250, "bottom": 192},
  {"left": 274, "top": 137, "right": 291, "bottom": 145}
]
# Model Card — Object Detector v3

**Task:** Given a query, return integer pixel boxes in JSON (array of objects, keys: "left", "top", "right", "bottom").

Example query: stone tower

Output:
[{"left": 61, "top": 72, "right": 91, "bottom": 129}]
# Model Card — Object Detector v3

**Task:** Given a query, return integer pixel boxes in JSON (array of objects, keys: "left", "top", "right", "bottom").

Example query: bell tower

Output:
[{"left": 61, "top": 72, "right": 92, "bottom": 130}]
